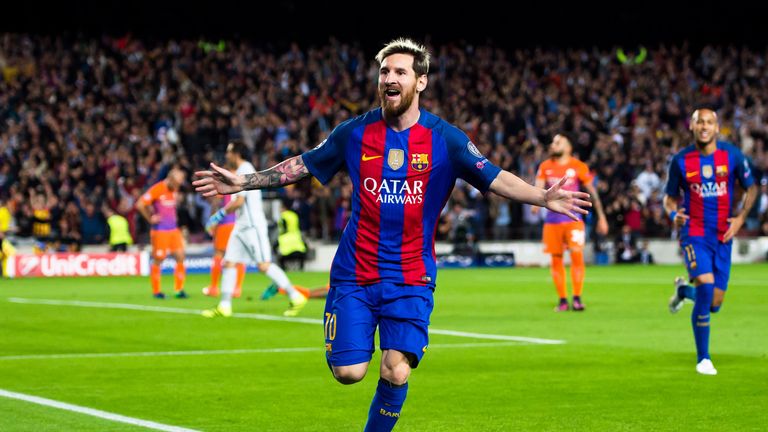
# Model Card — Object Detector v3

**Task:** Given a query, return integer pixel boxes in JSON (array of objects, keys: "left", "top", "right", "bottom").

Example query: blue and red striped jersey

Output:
[
  {"left": 665, "top": 141, "right": 754, "bottom": 242},
  {"left": 303, "top": 108, "right": 501, "bottom": 288}
]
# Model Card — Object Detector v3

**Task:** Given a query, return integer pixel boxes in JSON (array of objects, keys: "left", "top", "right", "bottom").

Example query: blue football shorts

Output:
[
  {"left": 680, "top": 238, "right": 732, "bottom": 290},
  {"left": 323, "top": 282, "right": 434, "bottom": 368}
]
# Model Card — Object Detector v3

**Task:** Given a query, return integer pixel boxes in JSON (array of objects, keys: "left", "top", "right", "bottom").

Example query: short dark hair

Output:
[
  {"left": 693, "top": 103, "right": 718, "bottom": 113},
  {"left": 560, "top": 132, "right": 578, "bottom": 148},
  {"left": 375, "top": 38, "right": 431, "bottom": 76},
  {"left": 227, "top": 139, "right": 249, "bottom": 160}
]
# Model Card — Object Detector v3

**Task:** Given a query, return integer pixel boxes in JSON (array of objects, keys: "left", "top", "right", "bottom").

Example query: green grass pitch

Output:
[{"left": 1, "top": 264, "right": 767, "bottom": 431}]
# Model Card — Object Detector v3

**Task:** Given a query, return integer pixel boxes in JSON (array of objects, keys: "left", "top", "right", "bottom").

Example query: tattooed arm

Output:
[
  {"left": 243, "top": 156, "right": 310, "bottom": 189},
  {"left": 193, "top": 155, "right": 310, "bottom": 197}
]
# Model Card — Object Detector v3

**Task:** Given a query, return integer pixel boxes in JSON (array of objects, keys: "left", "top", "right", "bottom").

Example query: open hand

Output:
[
  {"left": 193, "top": 163, "right": 244, "bottom": 197},
  {"left": 544, "top": 176, "right": 592, "bottom": 221},
  {"left": 673, "top": 208, "right": 689, "bottom": 229}
]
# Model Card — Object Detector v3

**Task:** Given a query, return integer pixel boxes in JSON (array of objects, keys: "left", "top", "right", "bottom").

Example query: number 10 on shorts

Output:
[{"left": 324, "top": 312, "right": 337, "bottom": 341}]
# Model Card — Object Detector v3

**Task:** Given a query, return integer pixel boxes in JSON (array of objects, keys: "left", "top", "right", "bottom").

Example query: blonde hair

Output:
[
  {"left": 375, "top": 38, "right": 430, "bottom": 76},
  {"left": 691, "top": 108, "right": 718, "bottom": 122}
]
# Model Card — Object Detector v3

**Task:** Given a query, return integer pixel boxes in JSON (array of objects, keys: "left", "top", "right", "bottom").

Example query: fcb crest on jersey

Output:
[
  {"left": 716, "top": 165, "right": 728, "bottom": 177},
  {"left": 411, "top": 153, "right": 429, "bottom": 171},
  {"left": 388, "top": 149, "right": 404, "bottom": 170},
  {"left": 702, "top": 165, "right": 713, "bottom": 179}
]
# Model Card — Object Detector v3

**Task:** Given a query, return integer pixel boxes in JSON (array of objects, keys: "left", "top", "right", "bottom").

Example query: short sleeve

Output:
[
  {"left": 141, "top": 183, "right": 161, "bottom": 205},
  {"left": 445, "top": 126, "right": 502, "bottom": 193},
  {"left": 665, "top": 156, "right": 682, "bottom": 197},
  {"left": 302, "top": 119, "right": 354, "bottom": 185},
  {"left": 577, "top": 161, "right": 594, "bottom": 185}
]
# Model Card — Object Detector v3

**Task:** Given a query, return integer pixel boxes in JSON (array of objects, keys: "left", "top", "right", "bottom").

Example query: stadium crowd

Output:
[{"left": 1, "top": 33, "right": 768, "bottom": 254}]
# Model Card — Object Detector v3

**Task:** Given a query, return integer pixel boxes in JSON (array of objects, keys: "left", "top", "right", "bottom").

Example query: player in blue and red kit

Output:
[
  {"left": 665, "top": 108, "right": 757, "bottom": 375},
  {"left": 194, "top": 38, "right": 592, "bottom": 431}
]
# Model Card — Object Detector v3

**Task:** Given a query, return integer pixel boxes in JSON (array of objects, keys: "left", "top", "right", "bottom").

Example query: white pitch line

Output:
[
  {"left": 461, "top": 275, "right": 768, "bottom": 285},
  {"left": 0, "top": 388, "right": 199, "bottom": 432},
  {"left": 429, "top": 329, "right": 564, "bottom": 344},
  {"left": 0, "top": 347, "right": 320, "bottom": 361},
  {"left": 7, "top": 297, "right": 566, "bottom": 345},
  {"left": 7, "top": 297, "right": 322, "bottom": 324},
  {"left": 0, "top": 341, "right": 530, "bottom": 361}
]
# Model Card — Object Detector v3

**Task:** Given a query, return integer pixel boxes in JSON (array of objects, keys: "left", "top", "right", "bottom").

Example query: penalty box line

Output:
[{"left": 0, "top": 388, "right": 199, "bottom": 432}]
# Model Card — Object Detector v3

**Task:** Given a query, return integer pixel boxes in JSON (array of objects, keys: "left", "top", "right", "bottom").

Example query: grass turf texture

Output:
[{"left": 1, "top": 264, "right": 766, "bottom": 431}]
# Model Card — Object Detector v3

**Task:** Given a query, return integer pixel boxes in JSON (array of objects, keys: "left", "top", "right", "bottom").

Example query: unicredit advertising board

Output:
[{"left": 6, "top": 252, "right": 149, "bottom": 278}]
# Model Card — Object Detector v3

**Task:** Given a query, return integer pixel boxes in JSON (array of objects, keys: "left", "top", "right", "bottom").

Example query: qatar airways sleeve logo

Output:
[
  {"left": 363, "top": 178, "right": 424, "bottom": 204},
  {"left": 690, "top": 181, "right": 728, "bottom": 198}
]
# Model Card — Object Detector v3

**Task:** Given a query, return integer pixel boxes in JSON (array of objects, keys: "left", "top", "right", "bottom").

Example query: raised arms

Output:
[
  {"left": 489, "top": 171, "right": 592, "bottom": 221},
  {"left": 243, "top": 156, "right": 311, "bottom": 190},
  {"left": 194, "top": 155, "right": 311, "bottom": 197}
]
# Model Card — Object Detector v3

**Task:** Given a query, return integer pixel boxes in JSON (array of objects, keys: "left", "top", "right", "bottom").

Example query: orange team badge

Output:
[{"left": 411, "top": 153, "right": 429, "bottom": 171}]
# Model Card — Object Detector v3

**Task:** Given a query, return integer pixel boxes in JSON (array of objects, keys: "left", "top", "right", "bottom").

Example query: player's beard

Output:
[
  {"left": 550, "top": 150, "right": 564, "bottom": 158},
  {"left": 379, "top": 82, "right": 416, "bottom": 118},
  {"left": 695, "top": 132, "right": 715, "bottom": 148}
]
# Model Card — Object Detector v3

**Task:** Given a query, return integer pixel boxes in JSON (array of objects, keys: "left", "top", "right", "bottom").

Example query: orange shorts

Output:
[
  {"left": 213, "top": 223, "right": 234, "bottom": 251},
  {"left": 150, "top": 229, "right": 184, "bottom": 260},
  {"left": 542, "top": 221, "right": 586, "bottom": 255}
]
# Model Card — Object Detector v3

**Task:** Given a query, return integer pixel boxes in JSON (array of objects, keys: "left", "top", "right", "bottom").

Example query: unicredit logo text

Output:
[{"left": 18, "top": 253, "right": 141, "bottom": 277}]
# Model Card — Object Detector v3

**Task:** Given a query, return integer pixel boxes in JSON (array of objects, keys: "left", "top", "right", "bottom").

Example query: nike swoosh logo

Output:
[
  {"left": 362, "top": 154, "right": 382, "bottom": 161},
  {"left": 686, "top": 171, "right": 698, "bottom": 178}
]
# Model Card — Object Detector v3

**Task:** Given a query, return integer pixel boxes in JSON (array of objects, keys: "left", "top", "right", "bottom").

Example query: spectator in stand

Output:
[
  {"left": 1, "top": 33, "right": 767, "bottom": 246},
  {"left": 634, "top": 161, "right": 662, "bottom": 203},
  {"left": 80, "top": 201, "right": 107, "bottom": 245},
  {"left": 615, "top": 224, "right": 640, "bottom": 263}
]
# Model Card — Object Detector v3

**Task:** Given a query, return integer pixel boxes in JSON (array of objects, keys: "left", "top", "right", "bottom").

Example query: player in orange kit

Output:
[
  {"left": 136, "top": 168, "right": 188, "bottom": 299},
  {"left": 533, "top": 133, "right": 608, "bottom": 311}
]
